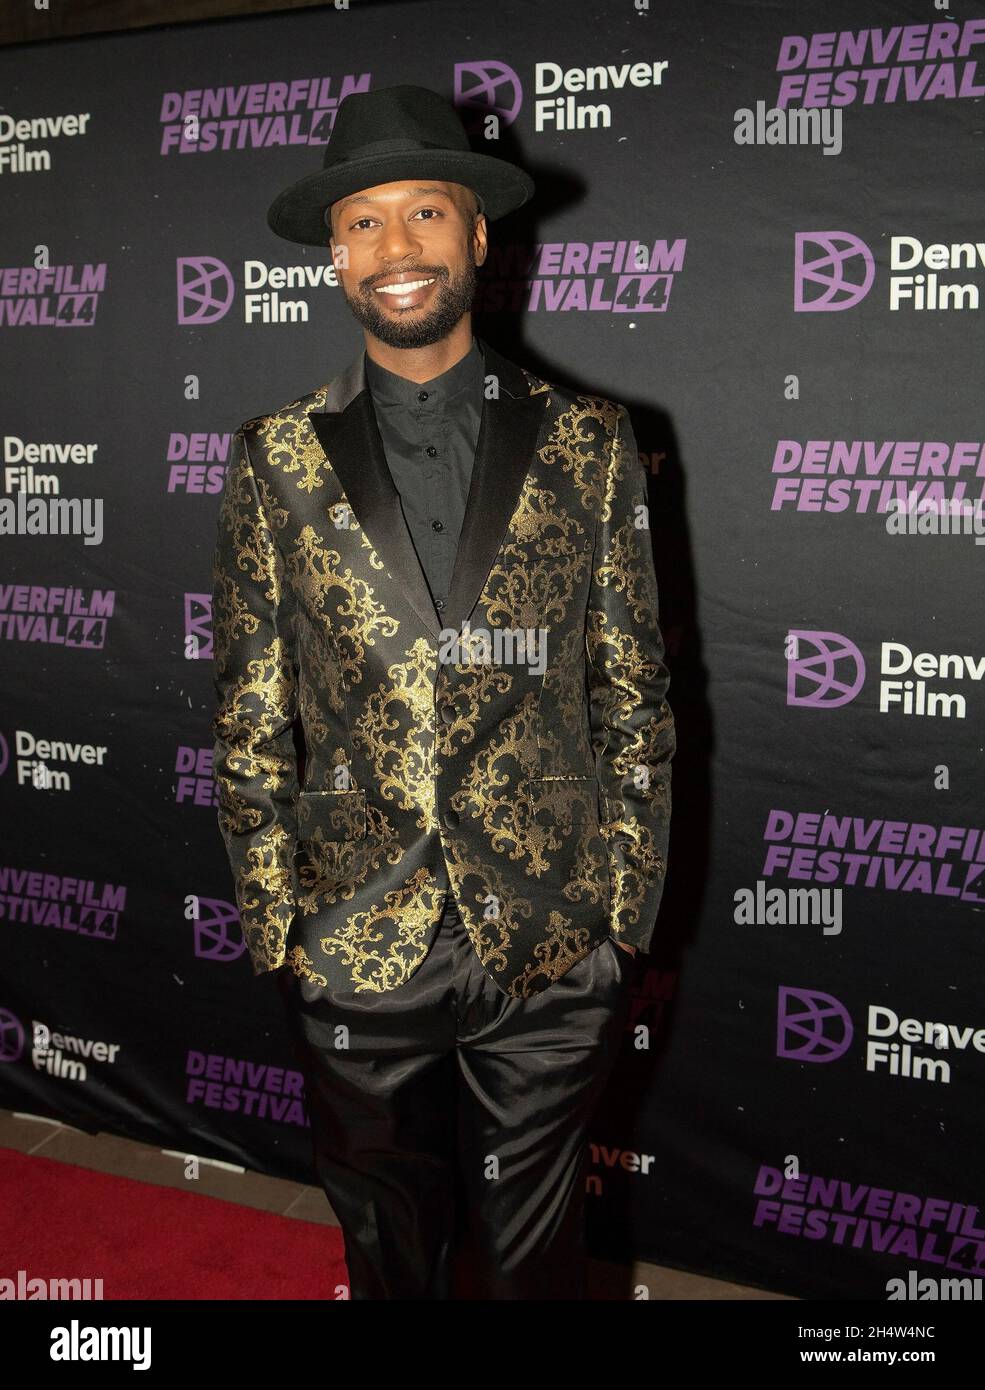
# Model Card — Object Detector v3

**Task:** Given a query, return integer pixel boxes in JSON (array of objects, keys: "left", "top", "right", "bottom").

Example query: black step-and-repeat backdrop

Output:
[{"left": 2, "top": 0, "right": 983, "bottom": 1301}]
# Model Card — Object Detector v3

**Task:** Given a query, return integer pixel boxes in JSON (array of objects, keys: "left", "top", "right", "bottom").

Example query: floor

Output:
[{"left": 0, "top": 1105, "right": 791, "bottom": 1300}]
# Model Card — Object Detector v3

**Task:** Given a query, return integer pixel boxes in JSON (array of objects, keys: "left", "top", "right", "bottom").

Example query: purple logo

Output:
[
  {"left": 0, "top": 869, "right": 124, "bottom": 940},
  {"left": 159, "top": 75, "right": 371, "bottom": 155},
  {"left": 176, "top": 746, "right": 217, "bottom": 806},
  {"left": 775, "top": 24, "right": 985, "bottom": 111},
  {"left": 184, "top": 593, "right": 213, "bottom": 660},
  {"left": 167, "top": 432, "right": 231, "bottom": 495},
  {"left": 193, "top": 898, "right": 246, "bottom": 962},
  {"left": 177, "top": 257, "right": 234, "bottom": 325},
  {"left": 0, "top": 1008, "right": 25, "bottom": 1063},
  {"left": 794, "top": 232, "right": 875, "bottom": 311},
  {"left": 186, "top": 1050, "right": 310, "bottom": 1126},
  {"left": 454, "top": 61, "right": 523, "bottom": 125},
  {"left": 753, "top": 1161, "right": 985, "bottom": 1274},
  {"left": 0, "top": 264, "right": 107, "bottom": 328},
  {"left": 478, "top": 239, "right": 686, "bottom": 316},
  {"left": 787, "top": 628, "right": 865, "bottom": 708},
  {"left": 0, "top": 585, "right": 113, "bottom": 648},
  {"left": 777, "top": 985, "right": 853, "bottom": 1062}
]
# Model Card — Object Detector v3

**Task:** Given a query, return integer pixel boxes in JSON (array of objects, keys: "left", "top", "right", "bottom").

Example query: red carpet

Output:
[{"left": 0, "top": 1146, "right": 348, "bottom": 1299}]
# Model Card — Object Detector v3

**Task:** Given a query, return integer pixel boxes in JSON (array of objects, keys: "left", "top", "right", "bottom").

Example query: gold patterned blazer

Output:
[{"left": 211, "top": 336, "right": 675, "bottom": 999}]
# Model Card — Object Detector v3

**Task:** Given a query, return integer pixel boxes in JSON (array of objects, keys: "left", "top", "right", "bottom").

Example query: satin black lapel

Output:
[
  {"left": 444, "top": 340, "right": 548, "bottom": 633},
  {"left": 309, "top": 391, "right": 443, "bottom": 640}
]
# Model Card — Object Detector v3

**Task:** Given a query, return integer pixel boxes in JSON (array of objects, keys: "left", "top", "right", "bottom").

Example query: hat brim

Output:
[{"left": 267, "top": 149, "right": 534, "bottom": 245}]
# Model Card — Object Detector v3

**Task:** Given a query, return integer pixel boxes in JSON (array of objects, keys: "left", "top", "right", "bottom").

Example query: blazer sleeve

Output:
[
  {"left": 586, "top": 403, "right": 676, "bottom": 953},
  {"left": 210, "top": 426, "right": 299, "bottom": 975}
]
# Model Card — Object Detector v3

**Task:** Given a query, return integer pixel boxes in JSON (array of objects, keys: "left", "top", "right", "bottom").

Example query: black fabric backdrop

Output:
[{"left": 1, "top": 0, "right": 983, "bottom": 1300}]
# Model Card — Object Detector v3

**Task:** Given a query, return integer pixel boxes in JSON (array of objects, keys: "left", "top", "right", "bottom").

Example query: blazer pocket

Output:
[{"left": 296, "top": 788, "right": 368, "bottom": 845}]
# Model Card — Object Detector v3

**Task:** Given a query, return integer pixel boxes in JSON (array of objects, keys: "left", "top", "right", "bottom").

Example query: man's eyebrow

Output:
[{"left": 335, "top": 186, "right": 454, "bottom": 216}]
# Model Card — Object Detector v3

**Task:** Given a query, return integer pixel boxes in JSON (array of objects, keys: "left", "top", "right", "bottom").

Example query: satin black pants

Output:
[{"left": 275, "top": 895, "right": 635, "bottom": 1300}]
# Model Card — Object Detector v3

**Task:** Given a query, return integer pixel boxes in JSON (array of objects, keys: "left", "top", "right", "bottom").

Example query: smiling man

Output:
[
  {"left": 330, "top": 179, "right": 482, "bottom": 364},
  {"left": 211, "top": 84, "right": 675, "bottom": 1301}
]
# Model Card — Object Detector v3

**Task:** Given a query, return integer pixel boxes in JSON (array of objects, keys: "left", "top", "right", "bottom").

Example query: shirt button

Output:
[
  {"left": 425, "top": 446, "right": 438, "bottom": 458},
  {"left": 432, "top": 520, "right": 444, "bottom": 531},
  {"left": 435, "top": 597, "right": 445, "bottom": 610},
  {"left": 417, "top": 390, "right": 429, "bottom": 402}
]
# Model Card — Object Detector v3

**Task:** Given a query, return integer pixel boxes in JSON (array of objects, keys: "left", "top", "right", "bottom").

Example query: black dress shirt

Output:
[
  {"left": 364, "top": 335, "right": 486, "bottom": 910},
  {"left": 364, "top": 336, "right": 485, "bottom": 621}
]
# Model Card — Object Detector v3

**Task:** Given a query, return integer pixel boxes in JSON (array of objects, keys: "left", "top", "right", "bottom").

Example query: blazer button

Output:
[
  {"left": 443, "top": 810, "right": 459, "bottom": 829},
  {"left": 440, "top": 702, "right": 456, "bottom": 723}
]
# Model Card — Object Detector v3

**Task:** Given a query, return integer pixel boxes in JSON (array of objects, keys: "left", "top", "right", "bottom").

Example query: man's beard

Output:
[{"left": 339, "top": 252, "right": 478, "bottom": 349}]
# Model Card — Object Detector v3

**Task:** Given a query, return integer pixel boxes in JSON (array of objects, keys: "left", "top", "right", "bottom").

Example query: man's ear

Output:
[{"left": 472, "top": 214, "right": 488, "bottom": 269}]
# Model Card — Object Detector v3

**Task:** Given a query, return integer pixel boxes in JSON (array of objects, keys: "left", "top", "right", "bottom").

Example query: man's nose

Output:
[{"left": 377, "top": 218, "right": 423, "bottom": 263}]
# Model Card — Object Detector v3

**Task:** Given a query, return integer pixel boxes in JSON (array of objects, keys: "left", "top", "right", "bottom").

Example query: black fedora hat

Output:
[{"left": 267, "top": 84, "right": 535, "bottom": 246}]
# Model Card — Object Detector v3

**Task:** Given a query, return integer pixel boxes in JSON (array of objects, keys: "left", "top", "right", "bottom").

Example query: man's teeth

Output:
[{"left": 374, "top": 278, "right": 436, "bottom": 295}]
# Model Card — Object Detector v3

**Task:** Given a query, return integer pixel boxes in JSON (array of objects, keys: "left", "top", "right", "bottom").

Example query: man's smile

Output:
[{"left": 370, "top": 272, "right": 439, "bottom": 307}]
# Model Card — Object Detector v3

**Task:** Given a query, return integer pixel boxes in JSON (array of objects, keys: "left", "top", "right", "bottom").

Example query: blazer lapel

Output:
[
  {"left": 445, "top": 337, "right": 547, "bottom": 634},
  {"left": 308, "top": 357, "right": 441, "bottom": 638},
  {"left": 307, "top": 334, "right": 549, "bottom": 643}
]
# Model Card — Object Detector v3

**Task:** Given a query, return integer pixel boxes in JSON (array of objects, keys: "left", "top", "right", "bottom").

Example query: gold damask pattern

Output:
[
  {"left": 513, "top": 910, "right": 605, "bottom": 995},
  {"left": 249, "top": 388, "right": 331, "bottom": 493},
  {"left": 212, "top": 432, "right": 299, "bottom": 973},
  {"left": 211, "top": 353, "right": 674, "bottom": 997},
  {"left": 288, "top": 525, "right": 400, "bottom": 680},
  {"left": 539, "top": 396, "right": 620, "bottom": 513},
  {"left": 586, "top": 405, "right": 676, "bottom": 943},
  {"left": 354, "top": 641, "right": 438, "bottom": 808},
  {"left": 315, "top": 866, "right": 445, "bottom": 992}
]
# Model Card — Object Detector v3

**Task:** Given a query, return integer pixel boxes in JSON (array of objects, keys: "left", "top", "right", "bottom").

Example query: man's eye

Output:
[{"left": 349, "top": 209, "right": 440, "bottom": 229}]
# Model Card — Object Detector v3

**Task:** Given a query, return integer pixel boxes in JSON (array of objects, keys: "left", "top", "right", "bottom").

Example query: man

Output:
[{"left": 211, "top": 84, "right": 675, "bottom": 1300}]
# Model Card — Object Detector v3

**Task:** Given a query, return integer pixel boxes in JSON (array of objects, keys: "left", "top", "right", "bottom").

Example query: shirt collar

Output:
[{"left": 364, "top": 335, "right": 484, "bottom": 407}]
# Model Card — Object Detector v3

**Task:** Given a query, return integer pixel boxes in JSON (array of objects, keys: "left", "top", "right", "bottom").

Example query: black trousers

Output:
[{"left": 275, "top": 895, "right": 635, "bottom": 1300}]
